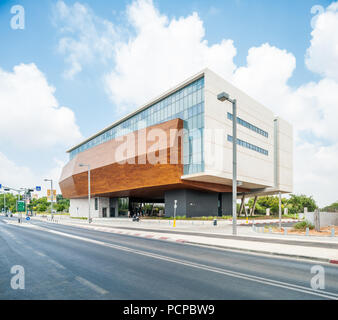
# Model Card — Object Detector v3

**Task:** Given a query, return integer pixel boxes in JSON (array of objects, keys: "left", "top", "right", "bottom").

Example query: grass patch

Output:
[{"left": 70, "top": 216, "right": 88, "bottom": 220}]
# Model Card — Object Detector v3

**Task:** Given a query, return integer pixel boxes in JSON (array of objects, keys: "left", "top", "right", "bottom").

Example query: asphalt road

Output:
[{"left": 1, "top": 215, "right": 338, "bottom": 300}]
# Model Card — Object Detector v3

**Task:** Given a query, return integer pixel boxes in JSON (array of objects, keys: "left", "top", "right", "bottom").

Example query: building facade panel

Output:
[{"left": 201, "top": 69, "right": 277, "bottom": 189}]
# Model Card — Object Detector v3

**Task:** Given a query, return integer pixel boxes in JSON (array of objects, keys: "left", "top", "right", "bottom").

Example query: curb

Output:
[
  {"left": 183, "top": 240, "right": 338, "bottom": 266},
  {"left": 238, "top": 219, "right": 302, "bottom": 226}
]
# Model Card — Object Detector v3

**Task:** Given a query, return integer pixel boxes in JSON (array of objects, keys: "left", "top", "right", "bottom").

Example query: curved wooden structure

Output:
[{"left": 59, "top": 119, "right": 245, "bottom": 200}]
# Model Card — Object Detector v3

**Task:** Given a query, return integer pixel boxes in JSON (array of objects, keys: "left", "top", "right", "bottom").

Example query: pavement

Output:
[
  {"left": 1, "top": 215, "right": 338, "bottom": 300},
  {"left": 29, "top": 215, "right": 338, "bottom": 265}
]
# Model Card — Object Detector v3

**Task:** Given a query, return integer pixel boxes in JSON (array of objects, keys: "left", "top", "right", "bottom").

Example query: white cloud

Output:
[
  {"left": 0, "top": 63, "right": 82, "bottom": 150},
  {"left": 233, "top": 43, "right": 296, "bottom": 114},
  {"left": 0, "top": 152, "right": 37, "bottom": 189},
  {"left": 294, "top": 143, "right": 338, "bottom": 205},
  {"left": 306, "top": 2, "right": 338, "bottom": 81},
  {"left": 104, "top": 0, "right": 236, "bottom": 110},
  {"left": 0, "top": 152, "right": 65, "bottom": 194},
  {"left": 53, "top": 0, "right": 117, "bottom": 78}
]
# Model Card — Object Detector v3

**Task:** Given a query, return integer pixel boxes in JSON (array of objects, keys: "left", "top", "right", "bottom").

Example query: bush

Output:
[{"left": 293, "top": 221, "right": 314, "bottom": 230}]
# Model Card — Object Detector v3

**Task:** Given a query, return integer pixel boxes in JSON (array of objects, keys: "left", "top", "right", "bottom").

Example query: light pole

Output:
[
  {"left": 79, "top": 164, "right": 91, "bottom": 223},
  {"left": 3, "top": 187, "right": 11, "bottom": 214},
  {"left": 44, "top": 179, "right": 54, "bottom": 220},
  {"left": 278, "top": 191, "right": 282, "bottom": 229},
  {"left": 217, "top": 92, "right": 238, "bottom": 236}
]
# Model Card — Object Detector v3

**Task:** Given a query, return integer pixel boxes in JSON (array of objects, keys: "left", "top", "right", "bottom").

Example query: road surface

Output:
[{"left": 1, "top": 215, "right": 337, "bottom": 300}]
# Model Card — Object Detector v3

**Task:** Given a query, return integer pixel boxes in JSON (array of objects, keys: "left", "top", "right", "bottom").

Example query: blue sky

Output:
[
  {"left": 0, "top": 0, "right": 329, "bottom": 137},
  {"left": 0, "top": 0, "right": 337, "bottom": 206}
]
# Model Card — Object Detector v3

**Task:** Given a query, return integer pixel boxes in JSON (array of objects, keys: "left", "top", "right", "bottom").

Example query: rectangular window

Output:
[
  {"left": 95, "top": 198, "right": 98, "bottom": 211},
  {"left": 227, "top": 112, "right": 268, "bottom": 138},
  {"left": 227, "top": 135, "right": 268, "bottom": 156}
]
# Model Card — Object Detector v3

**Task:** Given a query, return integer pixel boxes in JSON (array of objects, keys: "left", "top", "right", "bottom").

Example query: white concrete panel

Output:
[
  {"left": 69, "top": 197, "right": 109, "bottom": 218},
  {"left": 203, "top": 69, "right": 282, "bottom": 189}
]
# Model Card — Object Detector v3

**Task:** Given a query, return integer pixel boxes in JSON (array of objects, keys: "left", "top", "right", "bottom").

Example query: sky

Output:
[{"left": 0, "top": 0, "right": 337, "bottom": 207}]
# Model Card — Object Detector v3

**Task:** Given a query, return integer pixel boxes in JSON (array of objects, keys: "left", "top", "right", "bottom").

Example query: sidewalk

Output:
[{"left": 31, "top": 216, "right": 338, "bottom": 265}]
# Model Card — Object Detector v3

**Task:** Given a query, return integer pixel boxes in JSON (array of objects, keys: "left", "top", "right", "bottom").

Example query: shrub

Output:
[{"left": 293, "top": 221, "right": 314, "bottom": 230}]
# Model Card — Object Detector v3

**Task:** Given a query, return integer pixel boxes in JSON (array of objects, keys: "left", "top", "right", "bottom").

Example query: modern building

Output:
[{"left": 59, "top": 69, "right": 293, "bottom": 218}]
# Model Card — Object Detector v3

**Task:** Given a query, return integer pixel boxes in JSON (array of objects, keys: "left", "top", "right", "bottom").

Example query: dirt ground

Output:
[{"left": 274, "top": 225, "right": 338, "bottom": 236}]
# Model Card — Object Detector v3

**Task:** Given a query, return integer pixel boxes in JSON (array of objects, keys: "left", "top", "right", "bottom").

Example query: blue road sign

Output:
[
  {"left": 26, "top": 217, "right": 30, "bottom": 221},
  {"left": 0, "top": 184, "right": 2, "bottom": 189},
  {"left": 36, "top": 186, "right": 41, "bottom": 191}
]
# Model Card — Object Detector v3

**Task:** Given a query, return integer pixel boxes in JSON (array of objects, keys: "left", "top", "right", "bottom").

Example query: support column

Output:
[
  {"left": 250, "top": 196, "right": 258, "bottom": 216},
  {"left": 239, "top": 194, "right": 245, "bottom": 217}
]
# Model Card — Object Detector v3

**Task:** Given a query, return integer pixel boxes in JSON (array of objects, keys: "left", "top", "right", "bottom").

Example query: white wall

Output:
[
  {"left": 69, "top": 197, "right": 110, "bottom": 218},
  {"left": 305, "top": 212, "right": 338, "bottom": 228},
  {"left": 275, "top": 117, "right": 293, "bottom": 192},
  {"left": 203, "top": 69, "right": 277, "bottom": 189}
]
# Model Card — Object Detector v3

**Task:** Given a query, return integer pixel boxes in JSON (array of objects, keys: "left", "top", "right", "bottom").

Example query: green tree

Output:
[
  {"left": 247, "top": 194, "right": 317, "bottom": 215},
  {"left": 322, "top": 201, "right": 338, "bottom": 212},
  {"left": 287, "top": 194, "right": 317, "bottom": 213}
]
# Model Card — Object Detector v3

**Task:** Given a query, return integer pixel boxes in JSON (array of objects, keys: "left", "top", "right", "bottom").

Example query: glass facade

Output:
[
  {"left": 227, "top": 135, "right": 268, "bottom": 156},
  {"left": 69, "top": 77, "right": 205, "bottom": 175},
  {"left": 227, "top": 112, "right": 268, "bottom": 138}
]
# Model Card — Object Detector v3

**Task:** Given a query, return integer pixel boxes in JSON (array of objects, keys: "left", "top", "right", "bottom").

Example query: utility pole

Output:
[
  {"left": 173, "top": 199, "right": 177, "bottom": 227},
  {"left": 279, "top": 192, "right": 282, "bottom": 229},
  {"left": 79, "top": 164, "right": 91, "bottom": 223},
  {"left": 44, "top": 179, "right": 54, "bottom": 220},
  {"left": 217, "top": 92, "right": 238, "bottom": 236}
]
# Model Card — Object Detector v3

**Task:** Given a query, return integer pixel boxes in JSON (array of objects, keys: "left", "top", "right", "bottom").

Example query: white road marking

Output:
[
  {"left": 29, "top": 224, "right": 338, "bottom": 300},
  {"left": 34, "top": 250, "right": 47, "bottom": 257},
  {"left": 75, "top": 276, "right": 108, "bottom": 295},
  {"left": 1, "top": 224, "right": 67, "bottom": 271},
  {"left": 47, "top": 259, "right": 66, "bottom": 270}
]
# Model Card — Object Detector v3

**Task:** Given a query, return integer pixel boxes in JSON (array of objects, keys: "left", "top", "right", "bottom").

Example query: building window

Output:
[
  {"left": 95, "top": 198, "right": 98, "bottom": 211},
  {"left": 69, "top": 77, "right": 205, "bottom": 176},
  {"left": 227, "top": 113, "right": 268, "bottom": 138},
  {"left": 227, "top": 135, "right": 268, "bottom": 156}
]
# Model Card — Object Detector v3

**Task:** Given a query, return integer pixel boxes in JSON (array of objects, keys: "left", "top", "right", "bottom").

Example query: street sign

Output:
[
  {"left": 26, "top": 216, "right": 30, "bottom": 221},
  {"left": 47, "top": 189, "right": 56, "bottom": 202},
  {"left": 0, "top": 184, "right": 2, "bottom": 189},
  {"left": 36, "top": 186, "right": 41, "bottom": 191},
  {"left": 17, "top": 201, "right": 25, "bottom": 212}
]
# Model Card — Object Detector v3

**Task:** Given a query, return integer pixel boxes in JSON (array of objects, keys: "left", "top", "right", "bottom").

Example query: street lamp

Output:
[
  {"left": 79, "top": 163, "right": 91, "bottom": 224},
  {"left": 217, "top": 92, "right": 238, "bottom": 236},
  {"left": 44, "top": 179, "right": 54, "bottom": 220}
]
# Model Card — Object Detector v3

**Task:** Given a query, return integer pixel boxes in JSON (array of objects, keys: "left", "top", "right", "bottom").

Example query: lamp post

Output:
[
  {"left": 79, "top": 164, "right": 91, "bottom": 223},
  {"left": 279, "top": 191, "right": 282, "bottom": 229},
  {"left": 44, "top": 179, "right": 54, "bottom": 220},
  {"left": 217, "top": 92, "right": 238, "bottom": 236},
  {"left": 3, "top": 187, "right": 11, "bottom": 214}
]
